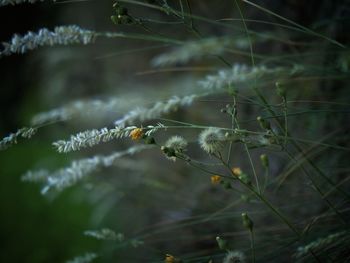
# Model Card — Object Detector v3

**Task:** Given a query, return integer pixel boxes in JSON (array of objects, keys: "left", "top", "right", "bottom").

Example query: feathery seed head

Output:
[
  {"left": 199, "top": 127, "right": 224, "bottom": 154},
  {"left": 165, "top": 136, "right": 187, "bottom": 152},
  {"left": 223, "top": 251, "right": 246, "bottom": 263},
  {"left": 162, "top": 136, "right": 188, "bottom": 161}
]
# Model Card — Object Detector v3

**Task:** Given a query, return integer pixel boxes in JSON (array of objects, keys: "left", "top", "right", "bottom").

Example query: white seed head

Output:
[
  {"left": 199, "top": 127, "right": 224, "bottom": 154},
  {"left": 222, "top": 251, "right": 245, "bottom": 263},
  {"left": 165, "top": 135, "right": 188, "bottom": 153}
]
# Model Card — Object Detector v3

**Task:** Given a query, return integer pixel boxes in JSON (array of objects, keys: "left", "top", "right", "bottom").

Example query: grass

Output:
[{"left": 0, "top": 0, "right": 349, "bottom": 262}]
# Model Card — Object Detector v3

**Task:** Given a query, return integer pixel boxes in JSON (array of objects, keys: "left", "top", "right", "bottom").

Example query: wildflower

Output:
[
  {"left": 165, "top": 254, "right": 181, "bottom": 263},
  {"left": 223, "top": 251, "right": 246, "bottom": 263},
  {"left": 198, "top": 127, "right": 225, "bottom": 154},
  {"left": 165, "top": 254, "right": 175, "bottom": 263},
  {"left": 211, "top": 175, "right": 221, "bottom": 185},
  {"left": 232, "top": 167, "right": 242, "bottom": 177},
  {"left": 130, "top": 128, "right": 143, "bottom": 140}
]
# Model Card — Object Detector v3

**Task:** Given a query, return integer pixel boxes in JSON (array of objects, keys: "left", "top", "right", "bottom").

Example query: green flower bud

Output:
[
  {"left": 242, "top": 212, "right": 253, "bottom": 231},
  {"left": 257, "top": 116, "right": 271, "bottom": 130},
  {"left": 275, "top": 82, "right": 286, "bottom": 99},
  {"left": 216, "top": 236, "right": 228, "bottom": 250},
  {"left": 260, "top": 154, "right": 269, "bottom": 168},
  {"left": 241, "top": 194, "right": 251, "bottom": 203},
  {"left": 238, "top": 173, "right": 251, "bottom": 186}
]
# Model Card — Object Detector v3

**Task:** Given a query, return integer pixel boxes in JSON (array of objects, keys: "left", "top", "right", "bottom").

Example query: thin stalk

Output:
[
  {"left": 250, "top": 230, "right": 256, "bottom": 263},
  {"left": 218, "top": 154, "right": 300, "bottom": 237}
]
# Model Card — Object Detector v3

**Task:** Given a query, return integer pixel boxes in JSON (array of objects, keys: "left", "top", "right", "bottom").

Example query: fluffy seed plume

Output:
[
  {"left": 222, "top": 251, "right": 246, "bottom": 263},
  {"left": 162, "top": 135, "right": 188, "bottom": 161},
  {"left": 198, "top": 127, "right": 225, "bottom": 154},
  {"left": 165, "top": 136, "right": 188, "bottom": 153}
]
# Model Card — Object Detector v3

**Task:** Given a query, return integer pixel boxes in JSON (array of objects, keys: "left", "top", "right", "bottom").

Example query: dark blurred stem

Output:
[{"left": 250, "top": 229, "right": 256, "bottom": 263}]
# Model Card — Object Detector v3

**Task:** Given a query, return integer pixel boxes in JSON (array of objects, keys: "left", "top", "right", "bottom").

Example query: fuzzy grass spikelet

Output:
[
  {"left": 0, "top": 0, "right": 46, "bottom": 6},
  {"left": 114, "top": 95, "right": 197, "bottom": 126},
  {"left": 199, "top": 127, "right": 225, "bottom": 154},
  {"left": 294, "top": 231, "right": 348, "bottom": 259},
  {"left": 23, "top": 145, "right": 151, "bottom": 194},
  {"left": 31, "top": 98, "right": 122, "bottom": 126},
  {"left": 84, "top": 228, "right": 124, "bottom": 241},
  {"left": 152, "top": 37, "right": 238, "bottom": 67},
  {"left": 198, "top": 64, "right": 284, "bottom": 91},
  {"left": 0, "top": 25, "right": 95, "bottom": 57},
  {"left": 53, "top": 126, "right": 138, "bottom": 153},
  {"left": 66, "top": 252, "right": 97, "bottom": 263},
  {"left": 0, "top": 127, "right": 37, "bottom": 151}
]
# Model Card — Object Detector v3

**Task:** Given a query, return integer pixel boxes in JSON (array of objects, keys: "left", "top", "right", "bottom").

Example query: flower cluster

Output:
[{"left": 130, "top": 128, "right": 144, "bottom": 140}]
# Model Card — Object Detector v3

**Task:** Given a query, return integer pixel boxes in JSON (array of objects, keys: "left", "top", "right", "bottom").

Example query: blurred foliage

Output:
[{"left": 0, "top": 0, "right": 350, "bottom": 263}]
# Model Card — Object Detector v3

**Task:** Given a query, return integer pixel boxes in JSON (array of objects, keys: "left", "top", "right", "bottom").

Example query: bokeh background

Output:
[{"left": 0, "top": 1, "right": 349, "bottom": 262}]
